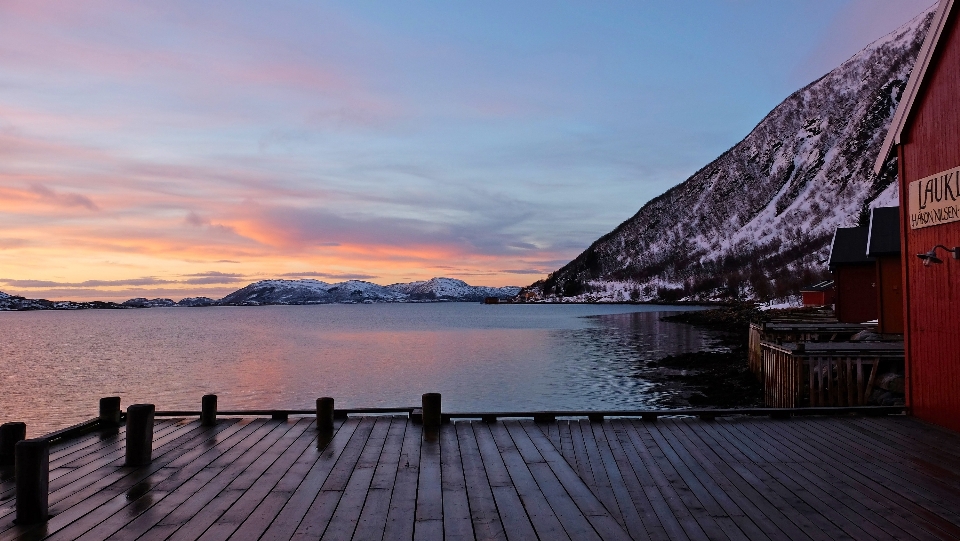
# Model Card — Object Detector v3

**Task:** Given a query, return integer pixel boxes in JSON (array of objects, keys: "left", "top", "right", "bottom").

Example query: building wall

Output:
[
  {"left": 876, "top": 256, "right": 904, "bottom": 334},
  {"left": 833, "top": 265, "right": 878, "bottom": 323},
  {"left": 899, "top": 8, "right": 960, "bottom": 432}
]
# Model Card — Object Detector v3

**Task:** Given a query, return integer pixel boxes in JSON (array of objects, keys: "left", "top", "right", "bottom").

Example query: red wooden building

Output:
[
  {"left": 867, "top": 207, "right": 904, "bottom": 334},
  {"left": 876, "top": 0, "right": 960, "bottom": 432},
  {"left": 828, "top": 226, "right": 878, "bottom": 323},
  {"left": 799, "top": 280, "right": 835, "bottom": 307}
]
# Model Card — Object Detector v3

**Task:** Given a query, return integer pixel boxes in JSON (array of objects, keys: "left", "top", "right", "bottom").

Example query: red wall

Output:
[
  {"left": 899, "top": 8, "right": 960, "bottom": 432},
  {"left": 876, "top": 256, "right": 904, "bottom": 334},
  {"left": 833, "top": 266, "right": 878, "bottom": 323}
]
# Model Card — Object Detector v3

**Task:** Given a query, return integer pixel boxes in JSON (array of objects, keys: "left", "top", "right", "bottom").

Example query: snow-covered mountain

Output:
[
  {"left": 387, "top": 277, "right": 522, "bottom": 301},
  {"left": 218, "top": 278, "right": 520, "bottom": 305},
  {"left": 527, "top": 8, "right": 934, "bottom": 303}
]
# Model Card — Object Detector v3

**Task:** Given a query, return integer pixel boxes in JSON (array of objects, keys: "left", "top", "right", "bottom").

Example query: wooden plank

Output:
[
  {"left": 352, "top": 417, "right": 407, "bottom": 541},
  {"left": 698, "top": 420, "right": 853, "bottom": 541},
  {"left": 413, "top": 423, "right": 443, "bottom": 541},
  {"left": 757, "top": 419, "right": 952, "bottom": 541},
  {"left": 762, "top": 417, "right": 960, "bottom": 540},
  {"left": 320, "top": 416, "right": 393, "bottom": 541},
  {"left": 600, "top": 420, "right": 671, "bottom": 541},
  {"left": 381, "top": 419, "right": 421, "bottom": 541},
  {"left": 288, "top": 417, "right": 377, "bottom": 540},
  {"left": 558, "top": 421, "right": 577, "bottom": 469},
  {"left": 151, "top": 419, "right": 303, "bottom": 541},
  {"left": 456, "top": 422, "right": 507, "bottom": 541},
  {"left": 722, "top": 420, "right": 893, "bottom": 541},
  {"left": 440, "top": 423, "right": 475, "bottom": 541},
  {"left": 668, "top": 420, "right": 806, "bottom": 541},
  {"left": 512, "top": 421, "right": 631, "bottom": 541},
  {"left": 487, "top": 421, "right": 570, "bottom": 541},
  {"left": 568, "top": 419, "right": 596, "bottom": 489},
  {"left": 585, "top": 421, "right": 646, "bottom": 534},
  {"left": 471, "top": 422, "right": 538, "bottom": 541},
  {"left": 577, "top": 419, "right": 621, "bottom": 521},
  {"left": 627, "top": 419, "right": 728, "bottom": 541},
  {"left": 650, "top": 420, "right": 766, "bottom": 541},
  {"left": 76, "top": 419, "right": 256, "bottom": 541},
  {"left": 2, "top": 420, "right": 242, "bottom": 541}
]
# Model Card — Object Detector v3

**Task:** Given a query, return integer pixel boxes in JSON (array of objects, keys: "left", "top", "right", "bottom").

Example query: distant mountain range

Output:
[
  {"left": 525, "top": 7, "right": 935, "bottom": 303},
  {"left": 0, "top": 277, "right": 522, "bottom": 311}
]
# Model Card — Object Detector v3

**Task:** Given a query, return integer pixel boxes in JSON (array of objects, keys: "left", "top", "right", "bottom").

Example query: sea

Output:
[{"left": 0, "top": 303, "right": 722, "bottom": 437}]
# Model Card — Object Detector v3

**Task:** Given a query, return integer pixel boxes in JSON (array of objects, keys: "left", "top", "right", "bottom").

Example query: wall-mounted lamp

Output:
[{"left": 917, "top": 244, "right": 960, "bottom": 266}]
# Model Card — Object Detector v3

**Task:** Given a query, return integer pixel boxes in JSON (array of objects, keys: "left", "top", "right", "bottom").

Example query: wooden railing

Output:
[{"left": 762, "top": 343, "right": 895, "bottom": 408}]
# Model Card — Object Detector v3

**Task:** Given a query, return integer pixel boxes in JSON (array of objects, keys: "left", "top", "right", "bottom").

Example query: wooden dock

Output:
[{"left": 2, "top": 414, "right": 960, "bottom": 540}]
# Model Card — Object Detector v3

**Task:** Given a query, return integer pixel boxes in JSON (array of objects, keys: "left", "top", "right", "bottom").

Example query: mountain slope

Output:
[
  {"left": 218, "top": 277, "right": 520, "bottom": 305},
  {"left": 530, "top": 8, "right": 934, "bottom": 303}
]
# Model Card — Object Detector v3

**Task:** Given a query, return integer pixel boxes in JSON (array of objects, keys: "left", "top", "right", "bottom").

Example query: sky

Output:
[{"left": 0, "top": 0, "right": 935, "bottom": 302}]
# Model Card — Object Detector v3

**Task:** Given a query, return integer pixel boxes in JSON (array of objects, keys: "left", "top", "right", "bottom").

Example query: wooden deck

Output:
[{"left": 2, "top": 414, "right": 960, "bottom": 540}]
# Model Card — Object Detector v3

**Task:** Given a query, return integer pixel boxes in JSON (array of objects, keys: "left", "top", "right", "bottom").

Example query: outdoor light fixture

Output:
[{"left": 917, "top": 244, "right": 960, "bottom": 266}]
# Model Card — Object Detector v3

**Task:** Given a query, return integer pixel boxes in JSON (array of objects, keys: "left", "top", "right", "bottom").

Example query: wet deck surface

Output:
[{"left": 2, "top": 415, "right": 960, "bottom": 540}]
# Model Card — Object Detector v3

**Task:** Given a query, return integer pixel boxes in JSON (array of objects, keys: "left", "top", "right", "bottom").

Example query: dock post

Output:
[
  {"left": 422, "top": 393, "right": 441, "bottom": 427},
  {"left": 201, "top": 394, "right": 218, "bottom": 426},
  {"left": 15, "top": 439, "right": 48, "bottom": 524},
  {"left": 0, "top": 422, "right": 26, "bottom": 467},
  {"left": 316, "top": 397, "right": 335, "bottom": 431},
  {"left": 99, "top": 397, "right": 121, "bottom": 427},
  {"left": 125, "top": 404, "right": 155, "bottom": 467}
]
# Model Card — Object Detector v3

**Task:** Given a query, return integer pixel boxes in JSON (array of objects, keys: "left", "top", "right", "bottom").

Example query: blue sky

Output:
[{"left": 0, "top": 0, "right": 935, "bottom": 300}]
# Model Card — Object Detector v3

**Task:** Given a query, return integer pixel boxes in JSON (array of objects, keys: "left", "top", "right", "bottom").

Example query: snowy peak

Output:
[
  {"left": 530, "top": 7, "right": 935, "bottom": 303},
  {"left": 218, "top": 277, "right": 520, "bottom": 305}
]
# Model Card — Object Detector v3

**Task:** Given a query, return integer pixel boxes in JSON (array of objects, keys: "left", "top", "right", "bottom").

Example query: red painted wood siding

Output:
[
  {"left": 899, "top": 8, "right": 960, "bottom": 433},
  {"left": 833, "top": 266, "right": 877, "bottom": 323},
  {"left": 876, "top": 256, "right": 904, "bottom": 334}
]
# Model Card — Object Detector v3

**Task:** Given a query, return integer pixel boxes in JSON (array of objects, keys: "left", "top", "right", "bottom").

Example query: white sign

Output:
[{"left": 908, "top": 166, "right": 960, "bottom": 229}]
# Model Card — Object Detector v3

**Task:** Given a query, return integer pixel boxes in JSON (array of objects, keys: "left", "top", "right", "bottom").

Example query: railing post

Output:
[
  {"left": 316, "top": 397, "right": 335, "bottom": 431},
  {"left": 15, "top": 439, "right": 48, "bottom": 524},
  {"left": 201, "top": 394, "right": 218, "bottom": 426},
  {"left": 125, "top": 404, "right": 155, "bottom": 467},
  {"left": 422, "top": 393, "right": 441, "bottom": 427},
  {"left": 99, "top": 397, "right": 121, "bottom": 427},
  {"left": 0, "top": 422, "right": 26, "bottom": 467}
]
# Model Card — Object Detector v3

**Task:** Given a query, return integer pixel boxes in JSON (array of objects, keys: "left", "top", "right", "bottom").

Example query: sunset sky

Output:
[{"left": 0, "top": 0, "right": 933, "bottom": 301}]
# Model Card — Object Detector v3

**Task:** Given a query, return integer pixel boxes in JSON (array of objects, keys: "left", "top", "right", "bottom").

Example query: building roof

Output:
[
  {"left": 829, "top": 226, "right": 875, "bottom": 268},
  {"left": 800, "top": 280, "right": 835, "bottom": 292},
  {"left": 875, "top": 0, "right": 957, "bottom": 174},
  {"left": 867, "top": 206, "right": 902, "bottom": 256}
]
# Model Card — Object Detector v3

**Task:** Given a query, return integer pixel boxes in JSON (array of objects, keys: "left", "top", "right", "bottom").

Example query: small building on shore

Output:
[
  {"left": 828, "top": 226, "right": 877, "bottom": 324},
  {"left": 875, "top": 0, "right": 960, "bottom": 432},
  {"left": 799, "top": 280, "right": 835, "bottom": 307}
]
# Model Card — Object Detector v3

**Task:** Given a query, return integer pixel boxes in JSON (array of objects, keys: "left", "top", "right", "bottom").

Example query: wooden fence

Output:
[{"left": 762, "top": 343, "right": 888, "bottom": 408}]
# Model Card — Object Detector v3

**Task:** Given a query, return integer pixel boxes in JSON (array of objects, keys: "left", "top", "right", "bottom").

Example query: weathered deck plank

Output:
[{"left": 3, "top": 414, "right": 960, "bottom": 540}]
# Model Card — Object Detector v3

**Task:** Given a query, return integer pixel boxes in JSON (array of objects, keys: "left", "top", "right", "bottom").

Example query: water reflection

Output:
[{"left": 0, "top": 304, "right": 716, "bottom": 436}]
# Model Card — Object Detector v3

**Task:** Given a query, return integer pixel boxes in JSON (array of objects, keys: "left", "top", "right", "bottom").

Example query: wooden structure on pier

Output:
[
  {"left": 875, "top": 0, "right": 960, "bottom": 433},
  {"left": 867, "top": 206, "right": 905, "bottom": 334},
  {"left": 829, "top": 226, "right": 878, "bottom": 323},
  {"left": 3, "top": 410, "right": 960, "bottom": 541},
  {"left": 761, "top": 342, "right": 905, "bottom": 408}
]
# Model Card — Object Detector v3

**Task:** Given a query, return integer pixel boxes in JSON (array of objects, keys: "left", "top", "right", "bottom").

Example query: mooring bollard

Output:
[
  {"left": 15, "top": 438, "right": 49, "bottom": 524},
  {"left": 0, "top": 422, "right": 26, "bottom": 467},
  {"left": 126, "top": 404, "right": 155, "bottom": 467},
  {"left": 422, "top": 393, "right": 442, "bottom": 427},
  {"left": 316, "top": 397, "right": 335, "bottom": 431},
  {"left": 99, "top": 396, "right": 122, "bottom": 427},
  {"left": 201, "top": 394, "right": 218, "bottom": 426}
]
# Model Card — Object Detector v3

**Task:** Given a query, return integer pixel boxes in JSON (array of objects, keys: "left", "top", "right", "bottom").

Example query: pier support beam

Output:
[
  {"left": 15, "top": 439, "right": 48, "bottom": 524},
  {"left": 125, "top": 404, "right": 155, "bottom": 467},
  {"left": 316, "top": 397, "right": 335, "bottom": 431},
  {"left": 0, "top": 422, "right": 26, "bottom": 467},
  {"left": 422, "top": 393, "right": 441, "bottom": 427},
  {"left": 99, "top": 397, "right": 121, "bottom": 427},
  {"left": 201, "top": 395, "right": 218, "bottom": 426}
]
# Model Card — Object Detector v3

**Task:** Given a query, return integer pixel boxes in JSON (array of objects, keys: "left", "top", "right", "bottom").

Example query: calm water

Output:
[{"left": 0, "top": 303, "right": 719, "bottom": 436}]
